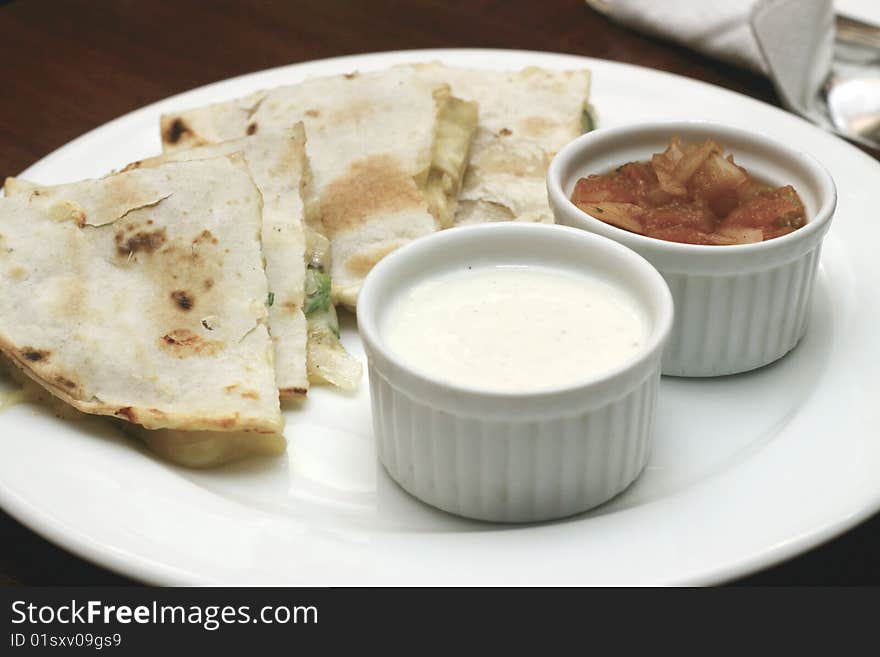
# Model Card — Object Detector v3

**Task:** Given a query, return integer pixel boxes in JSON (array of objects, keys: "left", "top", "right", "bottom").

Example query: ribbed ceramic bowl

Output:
[
  {"left": 547, "top": 121, "right": 836, "bottom": 377},
  {"left": 357, "top": 223, "right": 673, "bottom": 523}
]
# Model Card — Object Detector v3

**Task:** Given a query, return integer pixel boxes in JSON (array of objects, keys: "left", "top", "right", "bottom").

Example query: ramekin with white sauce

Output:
[
  {"left": 547, "top": 121, "right": 836, "bottom": 377},
  {"left": 357, "top": 223, "right": 673, "bottom": 522}
]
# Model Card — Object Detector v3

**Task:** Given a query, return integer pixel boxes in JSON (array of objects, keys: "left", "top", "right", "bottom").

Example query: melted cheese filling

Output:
[{"left": 0, "top": 387, "right": 30, "bottom": 413}]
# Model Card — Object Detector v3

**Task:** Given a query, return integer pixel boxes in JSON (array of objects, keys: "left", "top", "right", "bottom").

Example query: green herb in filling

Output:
[
  {"left": 304, "top": 268, "right": 332, "bottom": 317},
  {"left": 581, "top": 106, "right": 596, "bottom": 133}
]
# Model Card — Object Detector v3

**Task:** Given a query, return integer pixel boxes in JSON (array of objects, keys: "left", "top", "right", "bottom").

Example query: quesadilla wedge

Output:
[
  {"left": 8, "top": 125, "right": 362, "bottom": 395},
  {"left": 409, "top": 63, "right": 592, "bottom": 225},
  {"left": 0, "top": 155, "right": 282, "bottom": 433},
  {"left": 160, "top": 66, "right": 478, "bottom": 306},
  {"left": 125, "top": 124, "right": 312, "bottom": 399}
]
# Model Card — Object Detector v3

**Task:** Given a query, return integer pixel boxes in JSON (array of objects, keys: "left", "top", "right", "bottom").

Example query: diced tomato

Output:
[
  {"left": 641, "top": 202, "right": 715, "bottom": 235},
  {"left": 619, "top": 161, "right": 656, "bottom": 191},
  {"left": 568, "top": 136, "right": 807, "bottom": 246},
  {"left": 571, "top": 174, "right": 638, "bottom": 204},
  {"left": 720, "top": 185, "right": 805, "bottom": 234}
]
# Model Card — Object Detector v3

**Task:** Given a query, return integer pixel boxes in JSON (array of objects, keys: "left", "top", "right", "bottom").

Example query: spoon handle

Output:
[{"left": 836, "top": 15, "right": 880, "bottom": 51}]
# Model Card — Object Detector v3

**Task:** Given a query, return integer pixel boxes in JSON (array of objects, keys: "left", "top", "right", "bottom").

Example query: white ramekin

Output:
[
  {"left": 547, "top": 121, "right": 836, "bottom": 377},
  {"left": 357, "top": 223, "right": 673, "bottom": 523}
]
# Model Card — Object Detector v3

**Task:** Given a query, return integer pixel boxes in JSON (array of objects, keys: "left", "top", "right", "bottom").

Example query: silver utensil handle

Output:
[{"left": 836, "top": 14, "right": 880, "bottom": 51}]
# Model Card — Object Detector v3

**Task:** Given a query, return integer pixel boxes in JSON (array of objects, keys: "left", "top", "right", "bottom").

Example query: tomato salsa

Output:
[{"left": 570, "top": 137, "right": 807, "bottom": 245}]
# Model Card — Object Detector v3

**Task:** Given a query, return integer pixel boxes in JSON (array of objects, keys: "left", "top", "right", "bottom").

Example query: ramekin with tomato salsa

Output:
[{"left": 547, "top": 121, "right": 836, "bottom": 377}]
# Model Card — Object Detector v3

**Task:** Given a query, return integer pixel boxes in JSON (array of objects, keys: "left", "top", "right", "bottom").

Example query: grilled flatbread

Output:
[
  {"left": 160, "top": 66, "right": 478, "bottom": 306},
  {"left": 410, "top": 63, "right": 592, "bottom": 225},
  {"left": 9, "top": 124, "right": 362, "bottom": 396},
  {"left": 0, "top": 155, "right": 282, "bottom": 433},
  {"left": 126, "top": 124, "right": 311, "bottom": 399}
]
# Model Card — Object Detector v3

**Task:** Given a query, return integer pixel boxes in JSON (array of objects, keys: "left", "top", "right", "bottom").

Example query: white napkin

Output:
[{"left": 593, "top": 0, "right": 835, "bottom": 126}]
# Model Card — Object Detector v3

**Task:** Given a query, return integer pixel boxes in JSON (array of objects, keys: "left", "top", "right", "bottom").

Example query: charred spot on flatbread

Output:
[
  {"left": 21, "top": 347, "right": 49, "bottom": 362},
  {"left": 163, "top": 118, "right": 192, "bottom": 145},
  {"left": 192, "top": 229, "right": 219, "bottom": 246},
  {"left": 54, "top": 375, "right": 77, "bottom": 389},
  {"left": 160, "top": 328, "right": 224, "bottom": 358},
  {"left": 170, "top": 289, "right": 195, "bottom": 311},
  {"left": 320, "top": 155, "right": 424, "bottom": 238},
  {"left": 115, "top": 224, "right": 167, "bottom": 257},
  {"left": 280, "top": 386, "right": 308, "bottom": 398}
]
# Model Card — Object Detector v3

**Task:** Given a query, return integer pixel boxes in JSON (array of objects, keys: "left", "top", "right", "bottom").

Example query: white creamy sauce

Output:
[{"left": 382, "top": 265, "right": 650, "bottom": 392}]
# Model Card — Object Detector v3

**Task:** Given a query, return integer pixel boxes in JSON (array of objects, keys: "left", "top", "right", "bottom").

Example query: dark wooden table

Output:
[{"left": 1, "top": 0, "right": 878, "bottom": 586}]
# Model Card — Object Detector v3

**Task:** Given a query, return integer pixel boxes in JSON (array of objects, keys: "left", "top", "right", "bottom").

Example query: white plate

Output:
[{"left": 2, "top": 49, "right": 879, "bottom": 586}]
